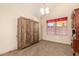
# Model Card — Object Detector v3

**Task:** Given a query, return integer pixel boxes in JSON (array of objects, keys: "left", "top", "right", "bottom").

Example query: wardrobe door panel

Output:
[
  {"left": 33, "top": 22, "right": 39, "bottom": 43},
  {"left": 20, "top": 18, "right": 31, "bottom": 49},
  {"left": 30, "top": 21, "right": 34, "bottom": 44},
  {"left": 26, "top": 19, "right": 31, "bottom": 46},
  {"left": 18, "top": 19, "right": 22, "bottom": 49},
  {"left": 21, "top": 19, "right": 27, "bottom": 48}
]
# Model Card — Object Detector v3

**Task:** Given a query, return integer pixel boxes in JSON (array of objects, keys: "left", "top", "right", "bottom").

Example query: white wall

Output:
[
  {"left": 41, "top": 3, "right": 79, "bottom": 45},
  {"left": 0, "top": 3, "right": 41, "bottom": 54}
]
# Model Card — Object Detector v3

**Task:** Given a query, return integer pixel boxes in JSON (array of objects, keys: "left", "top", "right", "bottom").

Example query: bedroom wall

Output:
[
  {"left": 41, "top": 3, "right": 79, "bottom": 44},
  {"left": 0, "top": 3, "right": 41, "bottom": 54}
]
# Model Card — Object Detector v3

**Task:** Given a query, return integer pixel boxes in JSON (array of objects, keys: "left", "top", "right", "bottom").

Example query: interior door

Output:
[{"left": 74, "top": 10, "right": 79, "bottom": 40}]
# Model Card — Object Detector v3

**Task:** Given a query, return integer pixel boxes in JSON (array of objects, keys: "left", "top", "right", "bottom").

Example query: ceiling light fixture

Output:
[{"left": 40, "top": 3, "right": 49, "bottom": 15}]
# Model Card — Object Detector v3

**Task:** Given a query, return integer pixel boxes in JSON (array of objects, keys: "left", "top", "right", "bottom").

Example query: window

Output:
[{"left": 47, "top": 17, "right": 67, "bottom": 35}]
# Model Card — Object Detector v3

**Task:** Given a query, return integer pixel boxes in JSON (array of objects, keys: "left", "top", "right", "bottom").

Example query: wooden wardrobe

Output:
[
  {"left": 17, "top": 17, "right": 39, "bottom": 49},
  {"left": 72, "top": 8, "right": 79, "bottom": 55}
]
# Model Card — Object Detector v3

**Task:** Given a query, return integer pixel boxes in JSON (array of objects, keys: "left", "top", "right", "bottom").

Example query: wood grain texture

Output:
[
  {"left": 17, "top": 18, "right": 22, "bottom": 49},
  {"left": 30, "top": 21, "right": 34, "bottom": 44},
  {"left": 33, "top": 22, "right": 39, "bottom": 43},
  {"left": 17, "top": 17, "right": 39, "bottom": 49},
  {"left": 72, "top": 8, "right": 79, "bottom": 55}
]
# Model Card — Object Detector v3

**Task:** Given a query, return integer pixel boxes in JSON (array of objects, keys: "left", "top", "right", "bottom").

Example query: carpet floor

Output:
[{"left": 1, "top": 40, "right": 73, "bottom": 56}]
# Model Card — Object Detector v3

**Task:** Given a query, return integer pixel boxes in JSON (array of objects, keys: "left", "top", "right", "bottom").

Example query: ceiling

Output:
[{"left": 0, "top": 3, "right": 79, "bottom": 18}]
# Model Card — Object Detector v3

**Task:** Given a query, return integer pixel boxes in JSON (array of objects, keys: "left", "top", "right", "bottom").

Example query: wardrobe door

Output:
[
  {"left": 30, "top": 21, "right": 34, "bottom": 44},
  {"left": 33, "top": 22, "right": 39, "bottom": 43},
  {"left": 26, "top": 19, "right": 31, "bottom": 46},
  {"left": 22, "top": 19, "right": 31, "bottom": 48},
  {"left": 18, "top": 18, "right": 22, "bottom": 49},
  {"left": 18, "top": 17, "right": 31, "bottom": 49},
  {"left": 21, "top": 19, "right": 28, "bottom": 48}
]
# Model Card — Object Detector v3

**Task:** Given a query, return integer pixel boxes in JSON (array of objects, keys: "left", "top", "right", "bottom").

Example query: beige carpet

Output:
[{"left": 1, "top": 40, "right": 73, "bottom": 56}]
